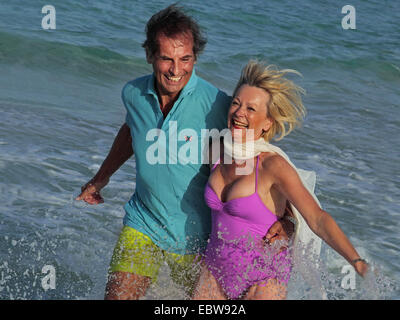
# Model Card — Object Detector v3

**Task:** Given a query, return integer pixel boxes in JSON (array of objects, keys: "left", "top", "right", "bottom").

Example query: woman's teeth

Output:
[{"left": 233, "top": 120, "right": 248, "bottom": 128}]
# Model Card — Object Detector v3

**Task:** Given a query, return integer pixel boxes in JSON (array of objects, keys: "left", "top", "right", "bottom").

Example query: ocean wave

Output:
[
  {"left": 281, "top": 56, "right": 400, "bottom": 80},
  {"left": 0, "top": 31, "right": 149, "bottom": 80}
]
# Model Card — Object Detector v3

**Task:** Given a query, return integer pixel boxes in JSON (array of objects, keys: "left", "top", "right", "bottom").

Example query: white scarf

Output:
[{"left": 223, "top": 137, "right": 322, "bottom": 259}]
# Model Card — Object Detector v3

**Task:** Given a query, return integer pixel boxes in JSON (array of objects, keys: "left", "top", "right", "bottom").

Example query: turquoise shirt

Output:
[{"left": 122, "top": 69, "right": 231, "bottom": 254}]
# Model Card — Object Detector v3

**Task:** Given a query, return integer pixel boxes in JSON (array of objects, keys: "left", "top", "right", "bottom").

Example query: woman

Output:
[{"left": 192, "top": 61, "right": 369, "bottom": 300}]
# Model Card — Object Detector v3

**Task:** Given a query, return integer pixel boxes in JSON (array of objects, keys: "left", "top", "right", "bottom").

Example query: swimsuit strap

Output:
[
  {"left": 211, "top": 158, "right": 221, "bottom": 171},
  {"left": 255, "top": 155, "right": 260, "bottom": 192}
]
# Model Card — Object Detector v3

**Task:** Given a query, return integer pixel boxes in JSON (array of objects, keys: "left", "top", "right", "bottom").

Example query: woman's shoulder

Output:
[
  {"left": 259, "top": 152, "right": 294, "bottom": 174},
  {"left": 260, "top": 151, "right": 284, "bottom": 164}
]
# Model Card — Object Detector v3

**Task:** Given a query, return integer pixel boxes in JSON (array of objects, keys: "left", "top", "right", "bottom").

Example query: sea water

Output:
[{"left": 0, "top": 0, "right": 399, "bottom": 299}]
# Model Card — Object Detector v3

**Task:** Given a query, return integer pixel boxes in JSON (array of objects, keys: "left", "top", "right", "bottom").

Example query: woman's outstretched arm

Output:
[{"left": 268, "top": 155, "right": 369, "bottom": 276}]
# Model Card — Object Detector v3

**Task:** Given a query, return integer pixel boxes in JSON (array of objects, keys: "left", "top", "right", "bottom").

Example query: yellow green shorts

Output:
[{"left": 108, "top": 226, "right": 200, "bottom": 287}]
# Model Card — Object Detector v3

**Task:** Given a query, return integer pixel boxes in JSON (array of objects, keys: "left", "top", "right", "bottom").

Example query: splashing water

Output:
[
  {"left": 286, "top": 242, "right": 396, "bottom": 300},
  {"left": 0, "top": 234, "right": 96, "bottom": 300},
  {"left": 0, "top": 228, "right": 396, "bottom": 300}
]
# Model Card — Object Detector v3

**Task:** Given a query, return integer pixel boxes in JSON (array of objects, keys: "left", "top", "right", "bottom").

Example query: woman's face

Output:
[{"left": 228, "top": 84, "right": 272, "bottom": 142}]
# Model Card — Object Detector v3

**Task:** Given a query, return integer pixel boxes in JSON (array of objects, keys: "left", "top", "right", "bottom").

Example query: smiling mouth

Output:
[
  {"left": 165, "top": 74, "right": 183, "bottom": 83},
  {"left": 231, "top": 119, "right": 248, "bottom": 129}
]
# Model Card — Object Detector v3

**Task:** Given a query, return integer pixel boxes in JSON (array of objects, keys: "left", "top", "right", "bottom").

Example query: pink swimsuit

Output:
[{"left": 203, "top": 155, "right": 292, "bottom": 299}]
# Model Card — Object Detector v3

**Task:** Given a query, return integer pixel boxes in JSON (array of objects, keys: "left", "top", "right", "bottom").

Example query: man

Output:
[{"left": 76, "top": 4, "right": 293, "bottom": 300}]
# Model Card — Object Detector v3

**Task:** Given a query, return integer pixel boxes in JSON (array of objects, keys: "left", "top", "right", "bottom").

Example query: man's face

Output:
[{"left": 148, "top": 31, "right": 196, "bottom": 98}]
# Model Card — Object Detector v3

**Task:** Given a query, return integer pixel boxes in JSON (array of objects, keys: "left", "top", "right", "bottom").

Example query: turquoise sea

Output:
[{"left": 0, "top": 0, "right": 399, "bottom": 299}]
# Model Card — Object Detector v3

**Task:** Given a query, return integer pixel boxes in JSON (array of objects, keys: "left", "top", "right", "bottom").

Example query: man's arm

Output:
[{"left": 76, "top": 123, "right": 133, "bottom": 205}]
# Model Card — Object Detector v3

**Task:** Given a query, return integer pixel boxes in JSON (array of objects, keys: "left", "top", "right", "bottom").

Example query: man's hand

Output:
[
  {"left": 75, "top": 123, "right": 133, "bottom": 206},
  {"left": 264, "top": 202, "right": 296, "bottom": 246},
  {"left": 263, "top": 209, "right": 296, "bottom": 254},
  {"left": 264, "top": 218, "right": 294, "bottom": 244},
  {"left": 75, "top": 178, "right": 109, "bottom": 205},
  {"left": 264, "top": 218, "right": 294, "bottom": 253}
]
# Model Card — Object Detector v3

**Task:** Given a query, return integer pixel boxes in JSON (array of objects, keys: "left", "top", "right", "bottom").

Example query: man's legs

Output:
[
  {"left": 105, "top": 226, "right": 162, "bottom": 300},
  {"left": 105, "top": 271, "right": 152, "bottom": 300},
  {"left": 166, "top": 251, "right": 202, "bottom": 298}
]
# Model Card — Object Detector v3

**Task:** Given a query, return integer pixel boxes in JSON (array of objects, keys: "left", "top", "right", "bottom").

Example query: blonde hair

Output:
[{"left": 233, "top": 60, "right": 306, "bottom": 141}]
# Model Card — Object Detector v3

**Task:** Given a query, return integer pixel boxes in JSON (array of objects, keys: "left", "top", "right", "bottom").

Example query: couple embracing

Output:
[{"left": 76, "top": 4, "right": 368, "bottom": 300}]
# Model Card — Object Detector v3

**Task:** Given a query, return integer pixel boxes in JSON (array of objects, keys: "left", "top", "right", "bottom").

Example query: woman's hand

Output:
[{"left": 353, "top": 259, "right": 369, "bottom": 277}]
